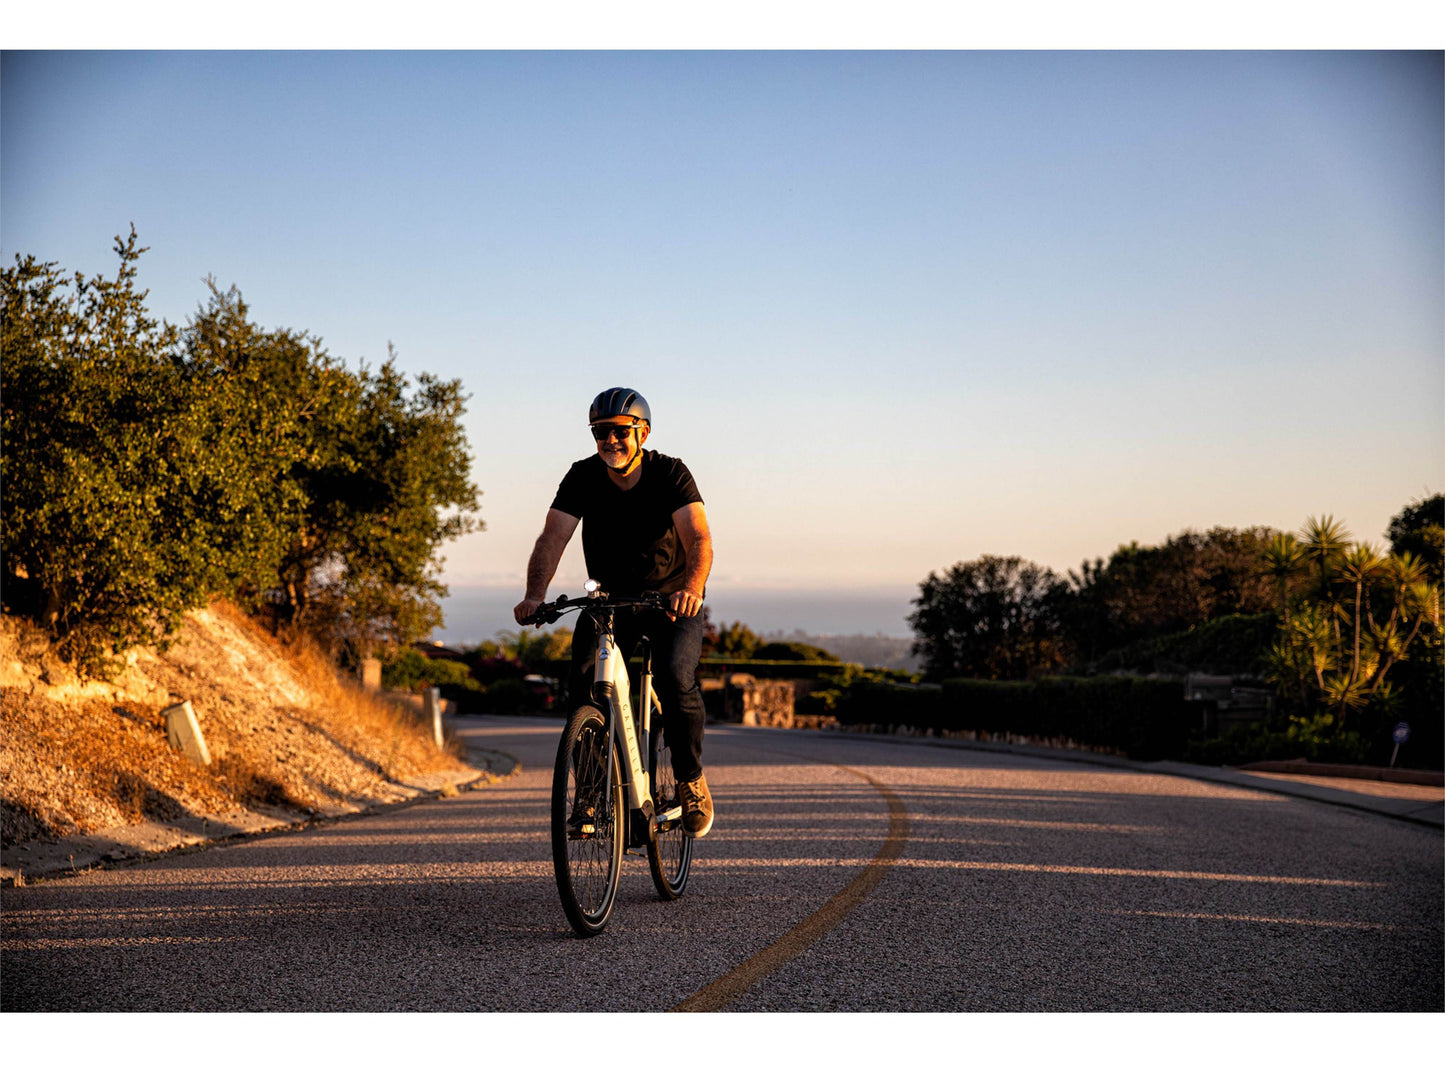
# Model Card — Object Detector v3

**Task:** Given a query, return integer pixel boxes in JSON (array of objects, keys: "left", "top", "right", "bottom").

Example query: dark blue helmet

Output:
[{"left": 588, "top": 387, "right": 651, "bottom": 426}]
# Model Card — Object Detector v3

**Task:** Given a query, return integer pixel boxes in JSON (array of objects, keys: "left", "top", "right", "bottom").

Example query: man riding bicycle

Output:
[{"left": 514, "top": 387, "right": 716, "bottom": 838}]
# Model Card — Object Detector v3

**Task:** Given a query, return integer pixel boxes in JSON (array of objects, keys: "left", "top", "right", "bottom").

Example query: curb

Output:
[
  {"left": 1235, "top": 760, "right": 1444, "bottom": 787},
  {"left": 0, "top": 745, "right": 523, "bottom": 888},
  {"left": 746, "top": 725, "right": 1445, "bottom": 830}
]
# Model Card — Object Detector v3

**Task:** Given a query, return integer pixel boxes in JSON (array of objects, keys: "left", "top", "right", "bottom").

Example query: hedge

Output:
[
  {"left": 833, "top": 676, "right": 1200, "bottom": 761},
  {"left": 1088, "top": 612, "right": 1278, "bottom": 676},
  {"left": 698, "top": 658, "right": 855, "bottom": 681}
]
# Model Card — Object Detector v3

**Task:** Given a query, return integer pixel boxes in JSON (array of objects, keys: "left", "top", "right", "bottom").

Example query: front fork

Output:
[
  {"left": 593, "top": 629, "right": 652, "bottom": 848},
  {"left": 595, "top": 633, "right": 674, "bottom": 848}
]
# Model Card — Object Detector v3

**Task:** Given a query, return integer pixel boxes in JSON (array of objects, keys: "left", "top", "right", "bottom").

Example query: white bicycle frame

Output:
[{"left": 593, "top": 622, "right": 683, "bottom": 835}]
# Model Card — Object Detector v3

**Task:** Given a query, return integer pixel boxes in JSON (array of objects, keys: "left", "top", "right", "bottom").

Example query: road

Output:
[{"left": 2, "top": 717, "right": 1441, "bottom": 1011}]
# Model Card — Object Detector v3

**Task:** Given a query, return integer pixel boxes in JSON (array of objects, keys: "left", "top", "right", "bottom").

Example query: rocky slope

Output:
[{"left": 1, "top": 603, "right": 479, "bottom": 879}]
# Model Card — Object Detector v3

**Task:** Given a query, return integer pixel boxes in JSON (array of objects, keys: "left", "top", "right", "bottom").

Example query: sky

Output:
[
  {"left": 3, "top": 11, "right": 1444, "bottom": 1069},
  {"left": 3, "top": 42, "right": 1442, "bottom": 639}
]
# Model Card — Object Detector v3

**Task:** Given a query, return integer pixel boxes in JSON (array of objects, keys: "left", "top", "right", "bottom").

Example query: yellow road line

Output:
[{"left": 671, "top": 762, "right": 908, "bottom": 1013}]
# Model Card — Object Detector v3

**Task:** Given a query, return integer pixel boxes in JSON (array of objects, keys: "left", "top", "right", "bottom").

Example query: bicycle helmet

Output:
[{"left": 588, "top": 387, "right": 651, "bottom": 426}]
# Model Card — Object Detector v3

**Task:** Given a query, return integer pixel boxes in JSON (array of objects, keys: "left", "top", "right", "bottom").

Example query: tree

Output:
[
  {"left": 1261, "top": 532, "right": 1306, "bottom": 626},
  {"left": 909, "top": 555, "right": 1066, "bottom": 680},
  {"left": 1, "top": 231, "right": 485, "bottom": 673},
  {"left": 1060, "top": 527, "right": 1277, "bottom": 664},
  {"left": 1387, "top": 494, "right": 1443, "bottom": 583},
  {"left": 178, "top": 281, "right": 484, "bottom": 660},
  {"left": 267, "top": 349, "right": 482, "bottom": 660},
  {"left": 1267, "top": 512, "right": 1441, "bottom": 727},
  {"left": 1, "top": 232, "right": 290, "bottom": 673},
  {"left": 498, "top": 627, "right": 573, "bottom": 673},
  {"left": 177, "top": 279, "right": 335, "bottom": 601},
  {"left": 712, "top": 621, "right": 762, "bottom": 659}
]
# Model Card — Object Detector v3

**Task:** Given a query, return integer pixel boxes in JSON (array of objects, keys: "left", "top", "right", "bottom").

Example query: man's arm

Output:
[
  {"left": 669, "top": 501, "right": 712, "bottom": 619},
  {"left": 514, "top": 508, "right": 580, "bottom": 623}
]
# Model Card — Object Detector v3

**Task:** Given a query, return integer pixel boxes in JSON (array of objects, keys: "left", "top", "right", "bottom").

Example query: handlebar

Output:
[{"left": 525, "top": 590, "right": 671, "bottom": 627}]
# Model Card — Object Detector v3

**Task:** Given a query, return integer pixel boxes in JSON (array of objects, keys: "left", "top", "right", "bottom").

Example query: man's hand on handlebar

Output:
[
  {"left": 516, "top": 590, "right": 688, "bottom": 625},
  {"left": 668, "top": 589, "right": 703, "bottom": 621}
]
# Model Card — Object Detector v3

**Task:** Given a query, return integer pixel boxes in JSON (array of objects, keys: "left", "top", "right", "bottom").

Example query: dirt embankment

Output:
[{"left": 1, "top": 602, "right": 483, "bottom": 880}]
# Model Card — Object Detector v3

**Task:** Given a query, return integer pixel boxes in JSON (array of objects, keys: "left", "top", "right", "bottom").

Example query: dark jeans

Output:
[{"left": 567, "top": 609, "right": 707, "bottom": 783}]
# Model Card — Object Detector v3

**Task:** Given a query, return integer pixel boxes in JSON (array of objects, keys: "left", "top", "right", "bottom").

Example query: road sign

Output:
[{"left": 1390, "top": 721, "right": 1411, "bottom": 768}]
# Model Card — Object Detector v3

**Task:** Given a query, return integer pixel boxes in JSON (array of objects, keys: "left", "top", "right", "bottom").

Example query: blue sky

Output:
[{"left": 3, "top": 48, "right": 1441, "bottom": 637}]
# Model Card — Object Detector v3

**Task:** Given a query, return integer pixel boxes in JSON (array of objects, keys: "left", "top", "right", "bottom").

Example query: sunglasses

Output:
[{"left": 590, "top": 423, "right": 642, "bottom": 442}]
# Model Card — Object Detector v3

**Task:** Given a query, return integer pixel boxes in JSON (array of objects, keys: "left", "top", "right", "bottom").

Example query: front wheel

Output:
[
  {"left": 646, "top": 722, "right": 693, "bottom": 900},
  {"left": 552, "top": 706, "right": 623, "bottom": 936}
]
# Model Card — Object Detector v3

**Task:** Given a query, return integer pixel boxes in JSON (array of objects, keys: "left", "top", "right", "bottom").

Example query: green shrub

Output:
[
  {"left": 1184, "top": 714, "right": 1373, "bottom": 766},
  {"left": 382, "top": 648, "right": 478, "bottom": 693},
  {"left": 797, "top": 687, "right": 844, "bottom": 714},
  {"left": 700, "top": 658, "right": 854, "bottom": 681},
  {"left": 834, "top": 682, "right": 946, "bottom": 732}
]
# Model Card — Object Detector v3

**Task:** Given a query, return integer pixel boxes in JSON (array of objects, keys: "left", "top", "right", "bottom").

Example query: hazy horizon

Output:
[
  {"left": 436, "top": 493, "right": 1432, "bottom": 646},
  {"left": 437, "top": 583, "right": 920, "bottom": 644}
]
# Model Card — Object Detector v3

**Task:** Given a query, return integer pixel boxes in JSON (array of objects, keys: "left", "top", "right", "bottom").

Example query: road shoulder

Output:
[{"left": 772, "top": 725, "right": 1445, "bottom": 829}]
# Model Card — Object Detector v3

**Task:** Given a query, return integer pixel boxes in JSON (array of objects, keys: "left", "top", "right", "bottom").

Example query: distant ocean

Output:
[{"left": 437, "top": 583, "right": 916, "bottom": 644}]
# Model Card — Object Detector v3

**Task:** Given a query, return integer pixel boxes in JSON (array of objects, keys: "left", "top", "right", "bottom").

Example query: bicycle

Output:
[{"left": 526, "top": 580, "right": 694, "bottom": 936}]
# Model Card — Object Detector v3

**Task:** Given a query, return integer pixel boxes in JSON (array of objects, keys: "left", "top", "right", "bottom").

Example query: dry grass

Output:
[
  {"left": 263, "top": 614, "right": 464, "bottom": 779},
  {"left": 1, "top": 691, "right": 229, "bottom": 840},
  {"left": 1, "top": 602, "right": 472, "bottom": 845}
]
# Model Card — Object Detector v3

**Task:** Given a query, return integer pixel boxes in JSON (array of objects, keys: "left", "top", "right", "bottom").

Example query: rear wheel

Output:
[
  {"left": 551, "top": 706, "right": 623, "bottom": 936},
  {"left": 646, "top": 722, "right": 693, "bottom": 900}
]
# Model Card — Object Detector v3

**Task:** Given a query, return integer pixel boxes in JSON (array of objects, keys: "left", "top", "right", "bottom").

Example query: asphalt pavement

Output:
[
  {"left": 3, "top": 716, "right": 1439, "bottom": 1011},
  {"left": 5, "top": 719, "right": 1437, "bottom": 885}
]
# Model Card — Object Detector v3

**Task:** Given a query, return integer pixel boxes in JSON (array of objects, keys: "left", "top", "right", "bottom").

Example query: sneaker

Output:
[
  {"left": 678, "top": 773, "right": 714, "bottom": 839},
  {"left": 567, "top": 798, "right": 597, "bottom": 839}
]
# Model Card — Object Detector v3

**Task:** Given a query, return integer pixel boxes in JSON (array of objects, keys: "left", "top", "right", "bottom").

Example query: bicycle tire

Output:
[
  {"left": 551, "top": 705, "right": 624, "bottom": 936},
  {"left": 645, "top": 721, "right": 693, "bottom": 900}
]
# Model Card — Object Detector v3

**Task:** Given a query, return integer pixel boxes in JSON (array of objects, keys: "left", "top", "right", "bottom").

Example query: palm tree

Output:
[
  {"left": 1336, "top": 542, "right": 1382, "bottom": 684},
  {"left": 1261, "top": 531, "right": 1304, "bottom": 624},
  {"left": 1363, "top": 569, "right": 1442, "bottom": 698},
  {"left": 1302, "top": 514, "right": 1350, "bottom": 591},
  {"left": 1270, "top": 602, "right": 1336, "bottom": 697},
  {"left": 1302, "top": 515, "right": 1351, "bottom": 649},
  {"left": 1265, "top": 515, "right": 1442, "bottom": 733},
  {"left": 1321, "top": 670, "right": 1370, "bottom": 725}
]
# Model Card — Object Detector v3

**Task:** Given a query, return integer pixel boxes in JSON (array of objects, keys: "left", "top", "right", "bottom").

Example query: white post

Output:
[
  {"left": 425, "top": 686, "right": 443, "bottom": 748},
  {"left": 161, "top": 700, "right": 212, "bottom": 766}
]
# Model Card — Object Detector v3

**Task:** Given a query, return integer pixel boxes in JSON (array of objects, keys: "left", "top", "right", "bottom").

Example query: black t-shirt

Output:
[{"left": 551, "top": 449, "right": 703, "bottom": 597}]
